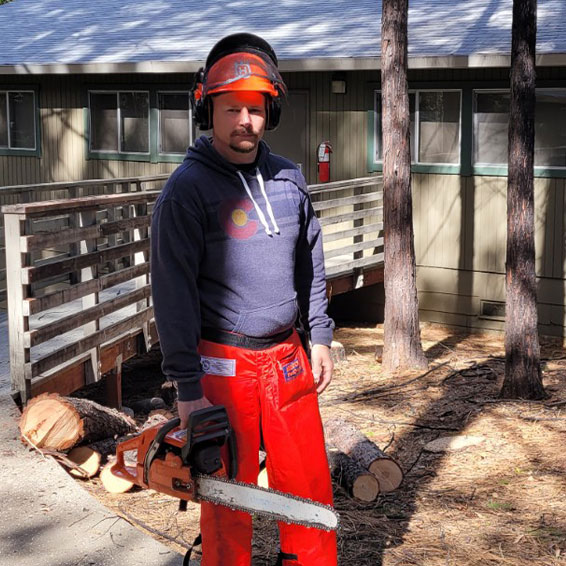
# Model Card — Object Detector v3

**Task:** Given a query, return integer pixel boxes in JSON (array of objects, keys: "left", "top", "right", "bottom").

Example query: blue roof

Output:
[{"left": 0, "top": 0, "right": 564, "bottom": 68}]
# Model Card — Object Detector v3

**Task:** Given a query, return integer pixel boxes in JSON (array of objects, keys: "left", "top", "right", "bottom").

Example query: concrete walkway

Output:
[{"left": 0, "top": 312, "right": 191, "bottom": 566}]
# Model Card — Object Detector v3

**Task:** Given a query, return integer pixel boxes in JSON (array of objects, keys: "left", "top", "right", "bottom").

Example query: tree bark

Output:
[
  {"left": 381, "top": 0, "right": 428, "bottom": 372},
  {"left": 20, "top": 393, "right": 137, "bottom": 451},
  {"left": 328, "top": 449, "right": 380, "bottom": 502},
  {"left": 501, "top": 0, "right": 545, "bottom": 399},
  {"left": 325, "top": 418, "right": 403, "bottom": 492}
]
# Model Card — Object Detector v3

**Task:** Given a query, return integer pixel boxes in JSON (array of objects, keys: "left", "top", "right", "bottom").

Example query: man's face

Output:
[{"left": 212, "top": 91, "right": 267, "bottom": 164}]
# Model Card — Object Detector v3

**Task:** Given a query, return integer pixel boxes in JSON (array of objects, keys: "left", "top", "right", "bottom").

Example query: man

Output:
[{"left": 151, "top": 33, "right": 337, "bottom": 566}]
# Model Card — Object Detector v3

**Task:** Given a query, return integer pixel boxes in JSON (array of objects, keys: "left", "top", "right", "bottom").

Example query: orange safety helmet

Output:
[
  {"left": 191, "top": 33, "right": 286, "bottom": 130},
  {"left": 203, "top": 52, "right": 281, "bottom": 98}
]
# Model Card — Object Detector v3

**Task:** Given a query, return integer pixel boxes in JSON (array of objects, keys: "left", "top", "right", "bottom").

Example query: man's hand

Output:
[
  {"left": 311, "top": 344, "right": 334, "bottom": 394},
  {"left": 177, "top": 396, "right": 213, "bottom": 429}
]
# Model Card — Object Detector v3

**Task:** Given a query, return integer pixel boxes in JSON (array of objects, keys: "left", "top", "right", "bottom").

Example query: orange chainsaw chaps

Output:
[{"left": 198, "top": 332, "right": 338, "bottom": 566}]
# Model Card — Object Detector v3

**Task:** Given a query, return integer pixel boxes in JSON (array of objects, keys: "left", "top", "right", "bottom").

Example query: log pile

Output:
[
  {"left": 325, "top": 418, "right": 404, "bottom": 499},
  {"left": 19, "top": 393, "right": 141, "bottom": 482},
  {"left": 328, "top": 449, "right": 380, "bottom": 502}
]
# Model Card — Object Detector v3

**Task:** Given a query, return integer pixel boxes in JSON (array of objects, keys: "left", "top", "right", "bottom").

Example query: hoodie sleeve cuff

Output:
[
  {"left": 173, "top": 378, "right": 204, "bottom": 402},
  {"left": 309, "top": 327, "right": 333, "bottom": 348}
]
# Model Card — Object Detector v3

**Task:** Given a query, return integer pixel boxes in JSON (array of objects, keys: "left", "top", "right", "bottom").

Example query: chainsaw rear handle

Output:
[{"left": 182, "top": 405, "right": 238, "bottom": 479}]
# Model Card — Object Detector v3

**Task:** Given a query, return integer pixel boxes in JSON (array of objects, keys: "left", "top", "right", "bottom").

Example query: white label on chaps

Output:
[{"left": 200, "top": 355, "right": 236, "bottom": 377}]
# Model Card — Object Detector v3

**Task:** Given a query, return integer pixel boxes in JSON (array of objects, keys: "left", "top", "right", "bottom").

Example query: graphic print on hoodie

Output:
[{"left": 151, "top": 135, "right": 334, "bottom": 401}]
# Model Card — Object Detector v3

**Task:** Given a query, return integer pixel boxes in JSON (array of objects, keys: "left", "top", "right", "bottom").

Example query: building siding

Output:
[{"left": 2, "top": 66, "right": 566, "bottom": 334}]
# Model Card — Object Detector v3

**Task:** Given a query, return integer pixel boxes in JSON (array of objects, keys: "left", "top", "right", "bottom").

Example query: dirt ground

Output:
[{"left": 79, "top": 323, "right": 566, "bottom": 566}]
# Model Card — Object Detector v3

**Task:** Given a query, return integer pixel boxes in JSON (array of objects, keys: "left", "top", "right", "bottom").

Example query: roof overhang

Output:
[{"left": 1, "top": 53, "right": 566, "bottom": 75}]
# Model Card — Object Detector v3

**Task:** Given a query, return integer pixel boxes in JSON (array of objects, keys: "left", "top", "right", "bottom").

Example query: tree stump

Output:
[
  {"left": 328, "top": 449, "right": 379, "bottom": 502},
  {"left": 325, "top": 418, "right": 403, "bottom": 492},
  {"left": 20, "top": 393, "right": 137, "bottom": 452}
]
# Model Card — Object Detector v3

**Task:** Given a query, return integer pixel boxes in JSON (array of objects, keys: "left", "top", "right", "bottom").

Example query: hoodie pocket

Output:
[{"left": 233, "top": 295, "right": 298, "bottom": 337}]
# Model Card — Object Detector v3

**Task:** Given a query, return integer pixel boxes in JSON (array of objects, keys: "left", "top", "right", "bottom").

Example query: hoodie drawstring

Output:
[
  {"left": 236, "top": 169, "right": 280, "bottom": 236},
  {"left": 256, "top": 169, "right": 280, "bottom": 235}
]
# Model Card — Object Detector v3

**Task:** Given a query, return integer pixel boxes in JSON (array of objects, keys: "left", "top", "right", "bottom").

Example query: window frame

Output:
[
  {"left": 86, "top": 87, "right": 193, "bottom": 163},
  {"left": 87, "top": 90, "right": 151, "bottom": 159},
  {"left": 156, "top": 90, "right": 193, "bottom": 159},
  {"left": 472, "top": 87, "right": 566, "bottom": 176},
  {"left": 0, "top": 89, "right": 41, "bottom": 157},
  {"left": 472, "top": 88, "right": 510, "bottom": 168},
  {"left": 370, "top": 88, "right": 463, "bottom": 174}
]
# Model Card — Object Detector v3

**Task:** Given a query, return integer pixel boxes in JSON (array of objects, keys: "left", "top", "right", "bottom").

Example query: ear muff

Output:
[
  {"left": 266, "top": 89, "right": 282, "bottom": 131},
  {"left": 190, "top": 68, "right": 213, "bottom": 130}
]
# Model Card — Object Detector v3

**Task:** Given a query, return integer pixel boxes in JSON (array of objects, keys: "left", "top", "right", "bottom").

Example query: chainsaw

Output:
[{"left": 109, "top": 405, "right": 339, "bottom": 531}]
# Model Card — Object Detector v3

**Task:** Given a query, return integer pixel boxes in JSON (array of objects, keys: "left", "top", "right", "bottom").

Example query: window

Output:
[
  {"left": 535, "top": 90, "right": 566, "bottom": 167},
  {"left": 0, "top": 91, "right": 37, "bottom": 151},
  {"left": 158, "top": 92, "right": 192, "bottom": 155},
  {"left": 89, "top": 91, "right": 149, "bottom": 154},
  {"left": 473, "top": 91, "right": 510, "bottom": 165},
  {"left": 418, "top": 91, "right": 460, "bottom": 164},
  {"left": 374, "top": 90, "right": 461, "bottom": 165},
  {"left": 473, "top": 89, "right": 566, "bottom": 169},
  {"left": 88, "top": 89, "right": 192, "bottom": 161}
]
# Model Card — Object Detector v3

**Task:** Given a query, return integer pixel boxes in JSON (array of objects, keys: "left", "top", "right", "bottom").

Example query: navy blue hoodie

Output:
[{"left": 151, "top": 136, "right": 334, "bottom": 401}]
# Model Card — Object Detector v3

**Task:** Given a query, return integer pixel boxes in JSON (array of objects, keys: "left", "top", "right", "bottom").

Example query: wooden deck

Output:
[{"left": 1, "top": 175, "right": 383, "bottom": 403}]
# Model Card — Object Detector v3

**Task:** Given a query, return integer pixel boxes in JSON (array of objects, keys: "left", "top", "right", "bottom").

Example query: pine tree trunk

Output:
[
  {"left": 501, "top": 0, "right": 545, "bottom": 399},
  {"left": 381, "top": 0, "right": 428, "bottom": 372}
]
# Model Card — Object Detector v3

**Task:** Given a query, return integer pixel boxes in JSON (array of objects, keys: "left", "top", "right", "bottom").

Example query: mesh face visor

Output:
[{"left": 202, "top": 52, "right": 286, "bottom": 98}]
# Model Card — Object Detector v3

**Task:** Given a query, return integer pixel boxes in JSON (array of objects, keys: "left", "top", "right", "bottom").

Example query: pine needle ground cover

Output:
[{"left": 81, "top": 324, "right": 566, "bottom": 566}]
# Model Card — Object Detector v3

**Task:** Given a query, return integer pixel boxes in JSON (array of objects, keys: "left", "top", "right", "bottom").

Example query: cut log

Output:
[
  {"left": 141, "top": 412, "right": 172, "bottom": 431},
  {"left": 369, "top": 458, "right": 404, "bottom": 493},
  {"left": 100, "top": 461, "right": 135, "bottom": 493},
  {"left": 328, "top": 449, "right": 379, "bottom": 502},
  {"left": 330, "top": 340, "right": 347, "bottom": 364},
  {"left": 129, "top": 397, "right": 167, "bottom": 414},
  {"left": 324, "top": 418, "right": 403, "bottom": 492},
  {"left": 20, "top": 393, "right": 137, "bottom": 452},
  {"left": 67, "top": 446, "right": 101, "bottom": 479},
  {"left": 87, "top": 437, "right": 121, "bottom": 461}
]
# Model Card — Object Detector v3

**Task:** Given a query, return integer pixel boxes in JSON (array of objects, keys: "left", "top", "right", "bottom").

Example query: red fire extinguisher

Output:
[{"left": 317, "top": 141, "right": 333, "bottom": 183}]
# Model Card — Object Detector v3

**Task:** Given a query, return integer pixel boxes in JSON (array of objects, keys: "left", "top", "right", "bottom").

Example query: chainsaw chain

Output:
[{"left": 193, "top": 474, "right": 340, "bottom": 531}]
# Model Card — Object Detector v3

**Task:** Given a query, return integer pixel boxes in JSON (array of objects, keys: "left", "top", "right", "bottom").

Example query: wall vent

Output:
[{"left": 480, "top": 300, "right": 506, "bottom": 320}]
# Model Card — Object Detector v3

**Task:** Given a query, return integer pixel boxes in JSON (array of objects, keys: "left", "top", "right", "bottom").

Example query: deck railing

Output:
[
  {"left": 2, "top": 175, "right": 382, "bottom": 403},
  {"left": 309, "top": 176, "right": 383, "bottom": 279},
  {"left": 0, "top": 175, "right": 169, "bottom": 303}
]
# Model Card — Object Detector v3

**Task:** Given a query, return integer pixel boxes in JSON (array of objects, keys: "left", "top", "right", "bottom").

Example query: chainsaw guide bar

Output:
[{"left": 195, "top": 475, "right": 340, "bottom": 531}]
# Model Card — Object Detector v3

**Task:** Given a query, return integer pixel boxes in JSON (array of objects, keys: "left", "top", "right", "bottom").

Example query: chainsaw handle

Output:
[
  {"left": 181, "top": 405, "right": 238, "bottom": 479},
  {"left": 143, "top": 417, "right": 181, "bottom": 485},
  {"left": 113, "top": 435, "right": 142, "bottom": 484}
]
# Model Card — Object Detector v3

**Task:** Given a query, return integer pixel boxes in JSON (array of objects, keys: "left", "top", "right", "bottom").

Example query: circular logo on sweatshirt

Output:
[{"left": 218, "top": 198, "right": 258, "bottom": 240}]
